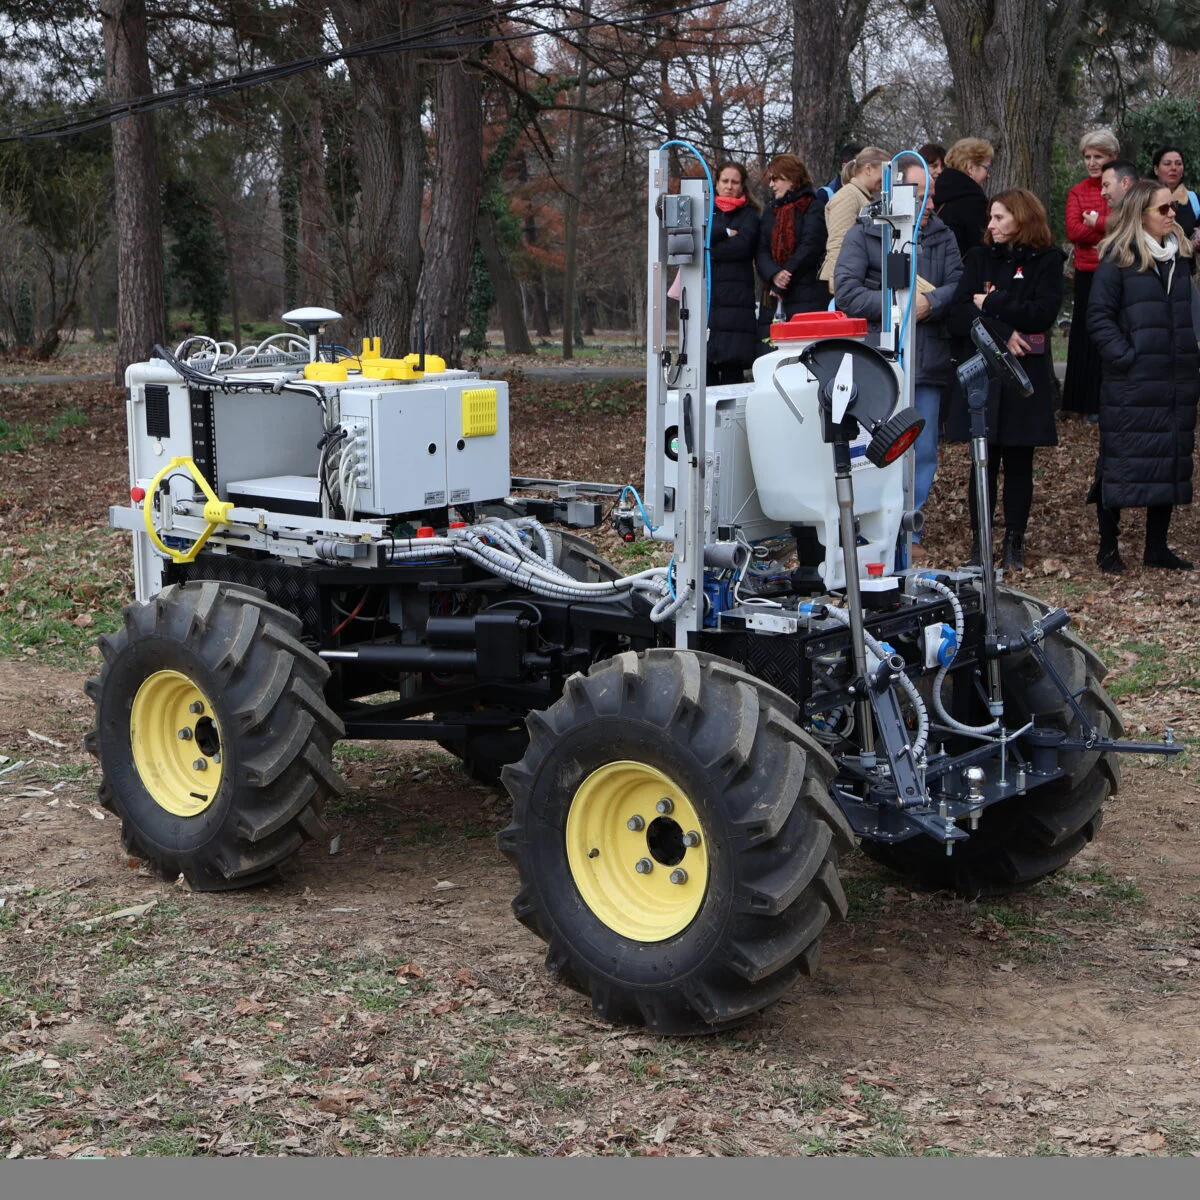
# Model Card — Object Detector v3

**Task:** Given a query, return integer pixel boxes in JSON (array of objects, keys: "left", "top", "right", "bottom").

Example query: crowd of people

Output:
[{"left": 704, "top": 132, "right": 1199, "bottom": 573}]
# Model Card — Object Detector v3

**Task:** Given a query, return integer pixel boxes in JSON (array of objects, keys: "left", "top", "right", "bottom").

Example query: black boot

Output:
[
  {"left": 1002, "top": 530, "right": 1025, "bottom": 572},
  {"left": 1144, "top": 545, "right": 1194, "bottom": 570},
  {"left": 1097, "top": 541, "right": 1124, "bottom": 574}
]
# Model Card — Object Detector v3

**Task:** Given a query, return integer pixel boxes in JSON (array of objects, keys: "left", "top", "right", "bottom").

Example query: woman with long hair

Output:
[
  {"left": 706, "top": 160, "right": 762, "bottom": 384},
  {"left": 1062, "top": 128, "right": 1120, "bottom": 418},
  {"left": 1151, "top": 145, "right": 1199, "bottom": 242},
  {"left": 819, "top": 146, "right": 888, "bottom": 293},
  {"left": 755, "top": 153, "right": 829, "bottom": 318},
  {"left": 946, "top": 190, "right": 1064, "bottom": 570},
  {"left": 1088, "top": 178, "right": 1199, "bottom": 572}
]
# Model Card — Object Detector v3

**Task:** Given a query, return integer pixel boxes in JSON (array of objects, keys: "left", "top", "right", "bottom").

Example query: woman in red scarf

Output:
[
  {"left": 755, "top": 153, "right": 829, "bottom": 318},
  {"left": 707, "top": 161, "right": 763, "bottom": 384}
]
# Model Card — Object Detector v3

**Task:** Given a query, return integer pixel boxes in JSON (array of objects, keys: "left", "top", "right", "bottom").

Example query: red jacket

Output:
[{"left": 1065, "top": 176, "right": 1108, "bottom": 273}]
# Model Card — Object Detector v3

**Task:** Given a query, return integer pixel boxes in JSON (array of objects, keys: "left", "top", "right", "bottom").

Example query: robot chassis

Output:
[{"left": 86, "top": 149, "right": 1179, "bottom": 1034}]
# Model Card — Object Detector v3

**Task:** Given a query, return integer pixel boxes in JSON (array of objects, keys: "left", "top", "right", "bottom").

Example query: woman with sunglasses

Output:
[
  {"left": 1087, "top": 178, "right": 1199, "bottom": 572},
  {"left": 1062, "top": 128, "right": 1121, "bottom": 421},
  {"left": 755, "top": 154, "right": 829, "bottom": 319},
  {"left": 945, "top": 189, "right": 1064, "bottom": 572},
  {"left": 932, "top": 137, "right": 994, "bottom": 257}
]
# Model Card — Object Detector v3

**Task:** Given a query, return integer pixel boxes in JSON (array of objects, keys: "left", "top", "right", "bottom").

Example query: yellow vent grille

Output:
[{"left": 462, "top": 387, "right": 498, "bottom": 438}]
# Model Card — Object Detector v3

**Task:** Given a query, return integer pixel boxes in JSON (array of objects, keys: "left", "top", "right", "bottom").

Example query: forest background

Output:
[{"left": 4, "top": 0, "right": 1200, "bottom": 382}]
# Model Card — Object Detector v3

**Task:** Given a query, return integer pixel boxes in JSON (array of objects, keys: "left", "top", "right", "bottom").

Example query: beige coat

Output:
[{"left": 819, "top": 180, "right": 873, "bottom": 290}]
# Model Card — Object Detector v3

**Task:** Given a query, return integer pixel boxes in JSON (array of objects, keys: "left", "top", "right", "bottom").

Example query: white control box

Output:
[{"left": 338, "top": 379, "right": 510, "bottom": 516}]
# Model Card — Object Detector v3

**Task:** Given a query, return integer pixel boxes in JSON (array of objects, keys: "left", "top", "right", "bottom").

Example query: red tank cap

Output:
[
  {"left": 130, "top": 486, "right": 146, "bottom": 503},
  {"left": 771, "top": 310, "right": 868, "bottom": 341},
  {"left": 416, "top": 526, "right": 436, "bottom": 538},
  {"left": 866, "top": 562, "right": 885, "bottom": 577},
  {"left": 448, "top": 521, "right": 467, "bottom": 529}
]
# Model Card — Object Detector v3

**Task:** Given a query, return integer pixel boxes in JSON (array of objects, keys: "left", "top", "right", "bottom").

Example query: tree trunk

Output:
[
  {"left": 789, "top": 0, "right": 871, "bottom": 181},
  {"left": 221, "top": 215, "right": 241, "bottom": 344},
  {"left": 101, "top": 0, "right": 165, "bottom": 385},
  {"left": 477, "top": 207, "right": 534, "bottom": 354},
  {"left": 86, "top": 279, "right": 107, "bottom": 343},
  {"left": 411, "top": 45, "right": 483, "bottom": 365},
  {"left": 295, "top": 0, "right": 330, "bottom": 307},
  {"left": 930, "top": 0, "right": 1088, "bottom": 197},
  {"left": 531, "top": 278, "right": 551, "bottom": 338},
  {"left": 327, "top": 0, "right": 425, "bottom": 354},
  {"left": 561, "top": 0, "right": 591, "bottom": 361}
]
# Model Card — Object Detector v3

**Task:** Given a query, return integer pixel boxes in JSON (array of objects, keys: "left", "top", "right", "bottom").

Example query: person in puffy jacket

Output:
[
  {"left": 933, "top": 137, "right": 993, "bottom": 257},
  {"left": 835, "top": 157, "right": 963, "bottom": 536},
  {"left": 945, "top": 190, "right": 1064, "bottom": 572},
  {"left": 756, "top": 154, "right": 829, "bottom": 317},
  {"left": 1062, "top": 127, "right": 1120, "bottom": 417},
  {"left": 1088, "top": 177, "right": 1199, "bottom": 573},
  {"left": 706, "top": 160, "right": 762, "bottom": 385}
]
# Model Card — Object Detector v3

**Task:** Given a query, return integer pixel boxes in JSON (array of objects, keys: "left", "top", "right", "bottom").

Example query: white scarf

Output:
[{"left": 1144, "top": 230, "right": 1179, "bottom": 291}]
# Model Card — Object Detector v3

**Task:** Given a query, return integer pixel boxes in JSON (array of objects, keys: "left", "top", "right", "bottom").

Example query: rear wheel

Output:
[
  {"left": 864, "top": 586, "right": 1122, "bottom": 895},
  {"left": 500, "top": 649, "right": 853, "bottom": 1034},
  {"left": 85, "top": 581, "right": 344, "bottom": 890}
]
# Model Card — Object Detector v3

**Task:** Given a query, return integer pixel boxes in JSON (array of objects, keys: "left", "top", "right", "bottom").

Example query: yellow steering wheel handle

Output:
[{"left": 142, "top": 456, "right": 234, "bottom": 564}]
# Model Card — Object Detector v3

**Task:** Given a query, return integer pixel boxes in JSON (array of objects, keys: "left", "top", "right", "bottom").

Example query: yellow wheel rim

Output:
[
  {"left": 130, "top": 670, "right": 223, "bottom": 817},
  {"left": 565, "top": 761, "right": 709, "bottom": 942}
]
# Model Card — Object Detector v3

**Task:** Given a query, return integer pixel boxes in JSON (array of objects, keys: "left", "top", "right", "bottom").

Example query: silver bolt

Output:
[
  {"left": 626, "top": 814, "right": 645, "bottom": 832},
  {"left": 177, "top": 727, "right": 193, "bottom": 741},
  {"left": 681, "top": 830, "right": 701, "bottom": 848},
  {"left": 634, "top": 857, "right": 653, "bottom": 875},
  {"left": 669, "top": 868, "right": 688, "bottom": 885},
  {"left": 213, "top": 753, "right": 221, "bottom": 764},
  {"left": 656, "top": 797, "right": 674, "bottom": 815},
  {"left": 192, "top": 759, "right": 207, "bottom": 772},
  {"left": 189, "top": 701, "right": 205, "bottom": 715}
]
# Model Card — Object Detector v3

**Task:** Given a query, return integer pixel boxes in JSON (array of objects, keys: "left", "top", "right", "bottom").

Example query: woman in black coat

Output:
[
  {"left": 707, "top": 160, "right": 762, "bottom": 385},
  {"left": 947, "top": 189, "right": 1064, "bottom": 570},
  {"left": 933, "top": 137, "right": 993, "bottom": 257},
  {"left": 1088, "top": 178, "right": 1199, "bottom": 572},
  {"left": 755, "top": 153, "right": 829, "bottom": 319}
]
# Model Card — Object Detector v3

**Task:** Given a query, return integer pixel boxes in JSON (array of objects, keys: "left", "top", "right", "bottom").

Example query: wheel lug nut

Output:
[
  {"left": 656, "top": 797, "right": 674, "bottom": 814},
  {"left": 681, "top": 830, "right": 701, "bottom": 848},
  {"left": 626, "top": 814, "right": 645, "bottom": 832},
  {"left": 192, "top": 759, "right": 207, "bottom": 771},
  {"left": 669, "top": 868, "right": 688, "bottom": 885},
  {"left": 634, "top": 857, "right": 653, "bottom": 875},
  {"left": 213, "top": 753, "right": 221, "bottom": 764},
  {"left": 177, "top": 728, "right": 193, "bottom": 741},
  {"left": 189, "top": 701, "right": 205, "bottom": 715}
]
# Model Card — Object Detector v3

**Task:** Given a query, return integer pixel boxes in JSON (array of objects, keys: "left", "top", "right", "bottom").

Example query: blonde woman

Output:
[
  {"left": 1062, "top": 127, "right": 1120, "bottom": 418},
  {"left": 1088, "top": 178, "right": 1198, "bottom": 572},
  {"left": 819, "top": 146, "right": 888, "bottom": 292},
  {"left": 933, "top": 137, "right": 994, "bottom": 255}
]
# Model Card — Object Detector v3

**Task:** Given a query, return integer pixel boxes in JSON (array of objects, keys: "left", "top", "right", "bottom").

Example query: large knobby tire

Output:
[
  {"left": 864, "top": 585, "right": 1123, "bottom": 896},
  {"left": 499, "top": 648, "right": 853, "bottom": 1035},
  {"left": 438, "top": 529, "right": 623, "bottom": 785},
  {"left": 84, "top": 581, "right": 344, "bottom": 891}
]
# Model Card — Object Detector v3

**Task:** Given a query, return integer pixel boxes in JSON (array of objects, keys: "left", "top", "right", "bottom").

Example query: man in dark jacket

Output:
[{"left": 834, "top": 160, "right": 963, "bottom": 526}]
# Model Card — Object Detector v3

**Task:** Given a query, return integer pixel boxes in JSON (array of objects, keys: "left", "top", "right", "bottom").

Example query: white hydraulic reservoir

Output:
[{"left": 744, "top": 313, "right": 906, "bottom": 590}]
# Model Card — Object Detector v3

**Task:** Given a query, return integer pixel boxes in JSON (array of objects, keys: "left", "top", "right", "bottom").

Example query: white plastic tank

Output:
[{"left": 744, "top": 312, "right": 906, "bottom": 590}]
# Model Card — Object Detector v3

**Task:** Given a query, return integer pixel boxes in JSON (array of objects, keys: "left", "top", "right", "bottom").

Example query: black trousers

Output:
[
  {"left": 967, "top": 445, "right": 1035, "bottom": 536},
  {"left": 1097, "top": 503, "right": 1173, "bottom": 549}
]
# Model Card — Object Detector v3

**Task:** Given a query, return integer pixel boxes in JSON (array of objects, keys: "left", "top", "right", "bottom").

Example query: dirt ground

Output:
[{"left": 1, "top": 375, "right": 1198, "bottom": 1158}]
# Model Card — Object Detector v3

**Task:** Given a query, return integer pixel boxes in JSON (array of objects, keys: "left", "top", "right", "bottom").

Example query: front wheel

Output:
[
  {"left": 84, "top": 581, "right": 344, "bottom": 890},
  {"left": 499, "top": 649, "right": 853, "bottom": 1035}
]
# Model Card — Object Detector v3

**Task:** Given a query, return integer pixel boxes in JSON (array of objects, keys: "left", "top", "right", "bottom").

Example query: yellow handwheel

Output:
[{"left": 141, "top": 456, "right": 234, "bottom": 564}]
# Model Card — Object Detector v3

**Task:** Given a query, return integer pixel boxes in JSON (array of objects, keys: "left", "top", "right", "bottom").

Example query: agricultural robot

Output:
[{"left": 86, "top": 148, "right": 1179, "bottom": 1034}]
